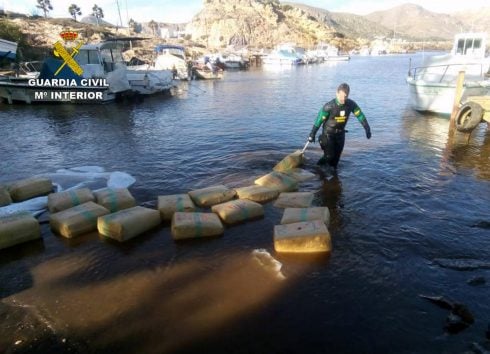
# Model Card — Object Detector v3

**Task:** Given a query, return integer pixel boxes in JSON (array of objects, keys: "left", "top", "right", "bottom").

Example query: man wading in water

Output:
[{"left": 308, "top": 83, "right": 372, "bottom": 169}]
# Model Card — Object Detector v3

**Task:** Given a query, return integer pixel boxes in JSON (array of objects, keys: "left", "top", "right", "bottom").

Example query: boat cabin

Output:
[{"left": 451, "top": 33, "right": 487, "bottom": 59}]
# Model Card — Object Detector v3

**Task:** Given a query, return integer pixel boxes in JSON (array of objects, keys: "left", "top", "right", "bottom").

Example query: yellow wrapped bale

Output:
[
  {"left": 48, "top": 188, "right": 95, "bottom": 213},
  {"left": 98, "top": 206, "right": 161, "bottom": 242},
  {"left": 8, "top": 177, "right": 53, "bottom": 202},
  {"left": 188, "top": 185, "right": 236, "bottom": 208},
  {"left": 94, "top": 188, "right": 136, "bottom": 213},
  {"left": 234, "top": 185, "right": 279, "bottom": 203},
  {"left": 0, "top": 186, "right": 12, "bottom": 206},
  {"left": 157, "top": 194, "right": 196, "bottom": 221},
  {"left": 283, "top": 168, "right": 317, "bottom": 182},
  {"left": 273, "top": 192, "right": 314, "bottom": 208},
  {"left": 0, "top": 212, "right": 41, "bottom": 250},
  {"left": 171, "top": 212, "right": 224, "bottom": 240},
  {"left": 50, "top": 201, "right": 109, "bottom": 238},
  {"left": 273, "top": 150, "right": 304, "bottom": 172},
  {"left": 274, "top": 220, "right": 332, "bottom": 253},
  {"left": 254, "top": 171, "right": 298, "bottom": 192},
  {"left": 280, "top": 207, "right": 330, "bottom": 227},
  {"left": 211, "top": 199, "right": 264, "bottom": 225}
]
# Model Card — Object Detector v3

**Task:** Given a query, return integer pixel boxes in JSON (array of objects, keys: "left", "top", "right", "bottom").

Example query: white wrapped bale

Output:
[
  {"left": 273, "top": 150, "right": 304, "bottom": 172},
  {"left": 0, "top": 212, "right": 41, "bottom": 250},
  {"left": 274, "top": 220, "right": 332, "bottom": 253},
  {"left": 94, "top": 188, "right": 136, "bottom": 213},
  {"left": 0, "top": 186, "right": 12, "bottom": 206},
  {"left": 98, "top": 206, "right": 161, "bottom": 242},
  {"left": 211, "top": 199, "right": 264, "bottom": 225},
  {"left": 50, "top": 201, "right": 109, "bottom": 238},
  {"left": 157, "top": 194, "right": 196, "bottom": 221},
  {"left": 171, "top": 212, "right": 224, "bottom": 240},
  {"left": 254, "top": 171, "right": 298, "bottom": 192},
  {"left": 234, "top": 185, "right": 279, "bottom": 203},
  {"left": 273, "top": 192, "right": 314, "bottom": 208},
  {"left": 283, "top": 168, "right": 316, "bottom": 182},
  {"left": 280, "top": 207, "right": 330, "bottom": 227},
  {"left": 8, "top": 177, "right": 53, "bottom": 202},
  {"left": 188, "top": 185, "right": 236, "bottom": 207},
  {"left": 48, "top": 188, "right": 95, "bottom": 213}
]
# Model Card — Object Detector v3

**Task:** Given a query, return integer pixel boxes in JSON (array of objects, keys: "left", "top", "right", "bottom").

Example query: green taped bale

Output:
[
  {"left": 48, "top": 188, "right": 95, "bottom": 213},
  {"left": 254, "top": 171, "right": 298, "bottom": 192},
  {"left": 211, "top": 199, "right": 264, "bottom": 225},
  {"left": 157, "top": 194, "right": 196, "bottom": 221},
  {"left": 273, "top": 192, "right": 314, "bottom": 208},
  {"left": 98, "top": 206, "right": 161, "bottom": 242},
  {"left": 0, "top": 186, "right": 12, "bottom": 206},
  {"left": 283, "top": 168, "right": 316, "bottom": 182},
  {"left": 274, "top": 220, "right": 331, "bottom": 253},
  {"left": 280, "top": 207, "right": 330, "bottom": 227},
  {"left": 171, "top": 212, "right": 224, "bottom": 240},
  {"left": 273, "top": 150, "right": 304, "bottom": 172},
  {"left": 188, "top": 185, "right": 236, "bottom": 208},
  {"left": 50, "top": 201, "right": 109, "bottom": 238},
  {"left": 0, "top": 212, "right": 41, "bottom": 250},
  {"left": 8, "top": 177, "right": 53, "bottom": 202},
  {"left": 235, "top": 185, "right": 279, "bottom": 203},
  {"left": 94, "top": 188, "right": 136, "bottom": 213}
]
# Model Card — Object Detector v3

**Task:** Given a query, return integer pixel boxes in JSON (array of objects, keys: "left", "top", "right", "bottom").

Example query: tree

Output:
[
  {"left": 148, "top": 20, "right": 158, "bottom": 36},
  {"left": 128, "top": 18, "right": 142, "bottom": 34},
  {"left": 68, "top": 4, "right": 82, "bottom": 22},
  {"left": 92, "top": 4, "right": 104, "bottom": 26},
  {"left": 36, "top": 0, "right": 53, "bottom": 18}
]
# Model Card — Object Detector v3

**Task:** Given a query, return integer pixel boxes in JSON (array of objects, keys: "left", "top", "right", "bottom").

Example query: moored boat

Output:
[{"left": 406, "top": 32, "right": 490, "bottom": 114}]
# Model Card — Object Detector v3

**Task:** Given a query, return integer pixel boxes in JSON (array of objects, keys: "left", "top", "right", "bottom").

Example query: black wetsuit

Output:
[{"left": 309, "top": 98, "right": 371, "bottom": 168}]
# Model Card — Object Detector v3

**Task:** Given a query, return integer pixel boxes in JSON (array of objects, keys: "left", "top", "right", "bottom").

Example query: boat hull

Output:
[{"left": 406, "top": 77, "right": 489, "bottom": 114}]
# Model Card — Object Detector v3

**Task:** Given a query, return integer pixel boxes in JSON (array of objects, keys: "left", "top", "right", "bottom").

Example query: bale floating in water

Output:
[
  {"left": 171, "top": 212, "right": 224, "bottom": 240},
  {"left": 8, "top": 177, "right": 53, "bottom": 202},
  {"left": 48, "top": 188, "right": 95, "bottom": 213},
  {"left": 98, "top": 206, "right": 161, "bottom": 242},
  {"left": 188, "top": 185, "right": 236, "bottom": 207},
  {"left": 234, "top": 185, "right": 279, "bottom": 203},
  {"left": 274, "top": 220, "right": 331, "bottom": 253},
  {"left": 0, "top": 186, "right": 12, "bottom": 206},
  {"left": 254, "top": 171, "right": 298, "bottom": 192},
  {"left": 273, "top": 192, "right": 314, "bottom": 208},
  {"left": 50, "top": 201, "right": 109, "bottom": 238},
  {"left": 273, "top": 150, "right": 304, "bottom": 172},
  {"left": 280, "top": 207, "right": 330, "bottom": 226},
  {"left": 0, "top": 212, "right": 41, "bottom": 250},
  {"left": 94, "top": 188, "right": 136, "bottom": 213},
  {"left": 211, "top": 199, "right": 264, "bottom": 225},
  {"left": 158, "top": 194, "right": 196, "bottom": 221},
  {"left": 282, "top": 168, "right": 316, "bottom": 182}
]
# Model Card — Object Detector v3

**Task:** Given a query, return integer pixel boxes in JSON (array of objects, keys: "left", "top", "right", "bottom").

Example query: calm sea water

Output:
[{"left": 1, "top": 54, "right": 490, "bottom": 354}]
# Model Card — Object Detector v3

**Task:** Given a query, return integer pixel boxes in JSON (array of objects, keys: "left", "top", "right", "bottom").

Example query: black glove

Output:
[
  {"left": 366, "top": 129, "right": 371, "bottom": 140},
  {"left": 308, "top": 134, "right": 315, "bottom": 143}
]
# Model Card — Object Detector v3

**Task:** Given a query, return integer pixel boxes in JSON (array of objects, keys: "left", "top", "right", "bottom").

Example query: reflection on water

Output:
[{"left": 1, "top": 55, "right": 490, "bottom": 353}]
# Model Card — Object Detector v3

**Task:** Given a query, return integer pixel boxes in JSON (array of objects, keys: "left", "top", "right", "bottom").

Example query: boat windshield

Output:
[{"left": 76, "top": 49, "right": 101, "bottom": 65}]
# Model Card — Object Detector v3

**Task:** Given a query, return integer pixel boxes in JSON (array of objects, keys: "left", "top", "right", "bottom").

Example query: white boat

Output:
[
  {"left": 314, "top": 43, "right": 350, "bottom": 62},
  {"left": 262, "top": 44, "right": 303, "bottom": 66},
  {"left": 0, "top": 41, "right": 131, "bottom": 104},
  {"left": 0, "top": 38, "right": 17, "bottom": 60},
  {"left": 125, "top": 65, "right": 173, "bottom": 95},
  {"left": 150, "top": 44, "right": 189, "bottom": 80},
  {"left": 406, "top": 32, "right": 490, "bottom": 114}
]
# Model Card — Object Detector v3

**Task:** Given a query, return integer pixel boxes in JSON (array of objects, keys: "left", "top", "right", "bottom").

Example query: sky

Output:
[{"left": 1, "top": 0, "right": 488, "bottom": 25}]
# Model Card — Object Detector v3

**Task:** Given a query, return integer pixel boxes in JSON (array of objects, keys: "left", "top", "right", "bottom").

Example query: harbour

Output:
[{"left": 1, "top": 53, "right": 490, "bottom": 353}]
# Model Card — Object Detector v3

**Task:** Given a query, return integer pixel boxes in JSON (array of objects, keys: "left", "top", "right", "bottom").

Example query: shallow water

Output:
[{"left": 1, "top": 54, "right": 490, "bottom": 354}]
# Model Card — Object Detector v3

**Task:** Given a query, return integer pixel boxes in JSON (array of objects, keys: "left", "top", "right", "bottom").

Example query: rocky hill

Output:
[{"left": 185, "top": 0, "right": 340, "bottom": 49}]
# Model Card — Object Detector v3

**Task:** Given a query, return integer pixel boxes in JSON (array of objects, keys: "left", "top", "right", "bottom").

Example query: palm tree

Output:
[
  {"left": 92, "top": 4, "right": 104, "bottom": 26},
  {"left": 68, "top": 4, "right": 82, "bottom": 22},
  {"left": 36, "top": 0, "right": 53, "bottom": 18},
  {"left": 148, "top": 20, "right": 158, "bottom": 36}
]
